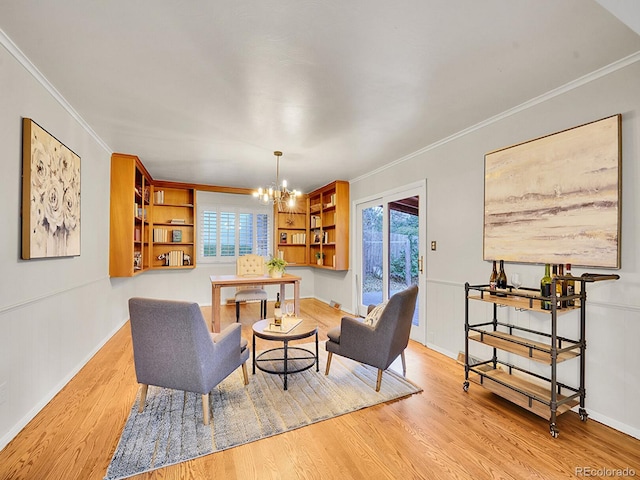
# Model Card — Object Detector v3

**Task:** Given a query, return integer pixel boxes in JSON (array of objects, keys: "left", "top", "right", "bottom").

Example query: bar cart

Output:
[{"left": 463, "top": 273, "right": 619, "bottom": 438}]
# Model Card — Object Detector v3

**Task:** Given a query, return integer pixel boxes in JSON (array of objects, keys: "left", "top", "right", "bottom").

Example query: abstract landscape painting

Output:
[
  {"left": 484, "top": 114, "right": 621, "bottom": 268},
  {"left": 22, "top": 118, "right": 81, "bottom": 259}
]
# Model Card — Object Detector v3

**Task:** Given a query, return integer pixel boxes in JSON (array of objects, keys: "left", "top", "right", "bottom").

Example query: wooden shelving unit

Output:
[
  {"left": 109, "top": 153, "right": 151, "bottom": 277},
  {"left": 150, "top": 184, "right": 196, "bottom": 270},
  {"left": 274, "top": 197, "right": 309, "bottom": 266},
  {"left": 463, "top": 273, "right": 619, "bottom": 438},
  {"left": 273, "top": 180, "right": 350, "bottom": 270},
  {"left": 109, "top": 154, "right": 197, "bottom": 277},
  {"left": 307, "top": 180, "right": 349, "bottom": 271}
]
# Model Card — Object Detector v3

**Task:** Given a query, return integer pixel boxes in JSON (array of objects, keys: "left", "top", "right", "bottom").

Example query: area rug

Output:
[{"left": 105, "top": 343, "right": 422, "bottom": 479}]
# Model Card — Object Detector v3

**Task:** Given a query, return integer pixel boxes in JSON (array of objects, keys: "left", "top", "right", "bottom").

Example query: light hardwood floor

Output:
[{"left": 0, "top": 298, "right": 638, "bottom": 479}]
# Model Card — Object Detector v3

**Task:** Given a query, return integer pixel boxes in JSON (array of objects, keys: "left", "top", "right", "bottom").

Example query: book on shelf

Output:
[
  {"left": 289, "top": 232, "right": 306, "bottom": 244},
  {"left": 172, "top": 229, "right": 182, "bottom": 242},
  {"left": 165, "top": 250, "right": 184, "bottom": 266},
  {"left": 170, "top": 218, "right": 186, "bottom": 224},
  {"left": 135, "top": 204, "right": 147, "bottom": 220},
  {"left": 153, "top": 228, "right": 168, "bottom": 242},
  {"left": 310, "top": 215, "right": 321, "bottom": 228},
  {"left": 153, "top": 190, "right": 165, "bottom": 204}
]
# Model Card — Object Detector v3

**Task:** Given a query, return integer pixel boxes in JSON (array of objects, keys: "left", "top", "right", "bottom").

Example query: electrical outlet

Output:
[{"left": 0, "top": 382, "right": 7, "bottom": 405}]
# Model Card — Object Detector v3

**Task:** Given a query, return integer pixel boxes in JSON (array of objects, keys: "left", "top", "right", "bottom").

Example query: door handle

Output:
[{"left": 418, "top": 256, "right": 424, "bottom": 274}]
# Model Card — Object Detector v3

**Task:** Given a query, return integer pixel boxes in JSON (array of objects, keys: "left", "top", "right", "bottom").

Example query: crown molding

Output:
[
  {"left": 0, "top": 28, "right": 112, "bottom": 154},
  {"left": 351, "top": 50, "right": 640, "bottom": 185}
]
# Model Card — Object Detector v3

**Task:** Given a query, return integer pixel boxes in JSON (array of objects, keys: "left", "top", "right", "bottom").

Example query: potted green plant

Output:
[
  {"left": 315, "top": 251, "right": 325, "bottom": 266},
  {"left": 266, "top": 256, "right": 287, "bottom": 278}
]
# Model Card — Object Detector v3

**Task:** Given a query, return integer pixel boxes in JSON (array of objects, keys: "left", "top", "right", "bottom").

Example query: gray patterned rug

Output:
[{"left": 105, "top": 343, "right": 422, "bottom": 479}]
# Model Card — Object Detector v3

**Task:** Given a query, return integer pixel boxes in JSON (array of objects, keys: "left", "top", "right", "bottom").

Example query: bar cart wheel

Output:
[
  {"left": 550, "top": 423, "right": 559, "bottom": 438},
  {"left": 463, "top": 381, "right": 469, "bottom": 392},
  {"left": 579, "top": 408, "right": 589, "bottom": 422}
]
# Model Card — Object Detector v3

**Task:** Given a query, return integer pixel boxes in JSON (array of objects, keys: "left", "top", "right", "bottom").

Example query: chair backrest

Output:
[
  {"left": 128, "top": 297, "right": 217, "bottom": 394},
  {"left": 374, "top": 285, "right": 418, "bottom": 368},
  {"left": 237, "top": 254, "right": 266, "bottom": 276}
]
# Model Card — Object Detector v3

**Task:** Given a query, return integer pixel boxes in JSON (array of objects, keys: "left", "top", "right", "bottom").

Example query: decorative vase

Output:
[
  {"left": 270, "top": 269, "right": 283, "bottom": 278},
  {"left": 317, "top": 258, "right": 323, "bottom": 265}
]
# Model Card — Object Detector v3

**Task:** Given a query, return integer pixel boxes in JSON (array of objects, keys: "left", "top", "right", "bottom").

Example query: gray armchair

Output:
[
  {"left": 128, "top": 297, "right": 250, "bottom": 425},
  {"left": 325, "top": 285, "right": 418, "bottom": 391}
]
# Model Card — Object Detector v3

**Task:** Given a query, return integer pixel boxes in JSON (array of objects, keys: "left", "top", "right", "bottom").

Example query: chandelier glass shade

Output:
[{"left": 253, "top": 151, "right": 299, "bottom": 210}]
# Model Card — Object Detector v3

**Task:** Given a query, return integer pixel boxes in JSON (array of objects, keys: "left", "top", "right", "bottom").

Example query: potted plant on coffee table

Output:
[{"left": 266, "top": 256, "right": 287, "bottom": 278}]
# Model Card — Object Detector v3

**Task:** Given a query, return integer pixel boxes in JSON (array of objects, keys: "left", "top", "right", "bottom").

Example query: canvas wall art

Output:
[
  {"left": 484, "top": 114, "right": 621, "bottom": 268},
  {"left": 22, "top": 118, "right": 81, "bottom": 259}
]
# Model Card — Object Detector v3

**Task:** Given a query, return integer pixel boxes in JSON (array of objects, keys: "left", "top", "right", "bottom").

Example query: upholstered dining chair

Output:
[
  {"left": 235, "top": 254, "right": 268, "bottom": 322},
  {"left": 128, "top": 297, "right": 250, "bottom": 425},
  {"left": 325, "top": 285, "right": 418, "bottom": 391}
]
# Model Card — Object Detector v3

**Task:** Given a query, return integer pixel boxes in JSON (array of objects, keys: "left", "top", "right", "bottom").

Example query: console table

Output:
[{"left": 209, "top": 273, "right": 301, "bottom": 332}]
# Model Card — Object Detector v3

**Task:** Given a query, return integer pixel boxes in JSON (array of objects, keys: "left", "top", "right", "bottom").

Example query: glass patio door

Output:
[{"left": 356, "top": 183, "right": 426, "bottom": 344}]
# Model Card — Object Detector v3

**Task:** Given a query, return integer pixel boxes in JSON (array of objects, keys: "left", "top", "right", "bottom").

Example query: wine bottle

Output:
[
  {"left": 274, "top": 292, "right": 282, "bottom": 325},
  {"left": 565, "top": 263, "right": 575, "bottom": 307},
  {"left": 557, "top": 263, "right": 567, "bottom": 308},
  {"left": 552, "top": 265, "right": 563, "bottom": 309},
  {"left": 489, "top": 260, "right": 498, "bottom": 295},
  {"left": 540, "top": 264, "right": 552, "bottom": 310},
  {"left": 497, "top": 259, "right": 507, "bottom": 296}
]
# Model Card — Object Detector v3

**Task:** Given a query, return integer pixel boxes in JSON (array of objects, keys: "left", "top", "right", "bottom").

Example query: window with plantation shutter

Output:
[{"left": 197, "top": 192, "right": 272, "bottom": 263}]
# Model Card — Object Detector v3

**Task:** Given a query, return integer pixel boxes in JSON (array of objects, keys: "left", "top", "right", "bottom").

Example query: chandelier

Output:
[{"left": 253, "top": 150, "right": 299, "bottom": 210}]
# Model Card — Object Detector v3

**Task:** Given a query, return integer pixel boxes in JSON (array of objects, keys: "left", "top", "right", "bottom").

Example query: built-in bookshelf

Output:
[
  {"left": 109, "top": 154, "right": 197, "bottom": 277},
  {"left": 109, "top": 153, "right": 151, "bottom": 277},
  {"left": 274, "top": 198, "right": 309, "bottom": 266},
  {"left": 273, "top": 180, "right": 349, "bottom": 270},
  {"left": 150, "top": 184, "right": 196, "bottom": 270}
]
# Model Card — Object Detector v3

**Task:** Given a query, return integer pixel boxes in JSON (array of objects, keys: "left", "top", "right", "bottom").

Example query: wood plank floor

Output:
[{"left": 1, "top": 298, "right": 638, "bottom": 479}]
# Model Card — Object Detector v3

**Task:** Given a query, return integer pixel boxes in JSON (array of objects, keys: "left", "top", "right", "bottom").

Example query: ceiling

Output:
[{"left": 1, "top": 1, "right": 639, "bottom": 193}]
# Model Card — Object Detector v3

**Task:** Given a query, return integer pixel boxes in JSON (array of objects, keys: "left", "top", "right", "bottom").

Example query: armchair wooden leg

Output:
[
  {"left": 325, "top": 352, "right": 333, "bottom": 375},
  {"left": 202, "top": 393, "right": 210, "bottom": 425},
  {"left": 401, "top": 350, "right": 407, "bottom": 377},
  {"left": 376, "top": 369, "right": 383, "bottom": 392},
  {"left": 242, "top": 362, "right": 249, "bottom": 385},
  {"left": 138, "top": 384, "right": 148, "bottom": 413}
]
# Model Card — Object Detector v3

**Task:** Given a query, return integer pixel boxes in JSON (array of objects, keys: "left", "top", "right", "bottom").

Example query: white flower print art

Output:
[{"left": 22, "top": 119, "right": 81, "bottom": 259}]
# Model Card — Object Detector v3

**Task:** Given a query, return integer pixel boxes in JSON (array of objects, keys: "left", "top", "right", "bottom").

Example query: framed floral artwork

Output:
[{"left": 22, "top": 118, "right": 81, "bottom": 259}]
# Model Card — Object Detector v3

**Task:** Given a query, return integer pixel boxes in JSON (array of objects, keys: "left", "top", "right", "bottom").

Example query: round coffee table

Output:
[{"left": 252, "top": 318, "right": 319, "bottom": 390}]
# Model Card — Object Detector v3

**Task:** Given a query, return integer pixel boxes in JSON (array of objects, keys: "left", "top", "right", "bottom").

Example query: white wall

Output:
[
  {"left": 346, "top": 59, "right": 640, "bottom": 438},
  {"left": 0, "top": 39, "right": 118, "bottom": 448}
]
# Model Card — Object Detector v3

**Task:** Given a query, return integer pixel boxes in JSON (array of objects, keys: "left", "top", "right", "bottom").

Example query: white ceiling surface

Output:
[{"left": 1, "top": 1, "right": 640, "bottom": 193}]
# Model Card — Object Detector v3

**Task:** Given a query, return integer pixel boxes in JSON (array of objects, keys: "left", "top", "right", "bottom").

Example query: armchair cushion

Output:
[{"left": 363, "top": 302, "right": 387, "bottom": 327}]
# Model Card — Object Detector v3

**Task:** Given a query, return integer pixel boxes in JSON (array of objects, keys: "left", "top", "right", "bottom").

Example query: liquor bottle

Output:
[
  {"left": 565, "top": 263, "right": 575, "bottom": 307},
  {"left": 497, "top": 260, "right": 507, "bottom": 296},
  {"left": 540, "top": 264, "right": 552, "bottom": 310},
  {"left": 489, "top": 260, "right": 498, "bottom": 295},
  {"left": 274, "top": 292, "right": 282, "bottom": 326}
]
